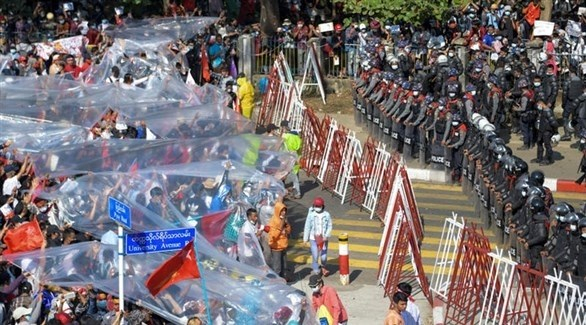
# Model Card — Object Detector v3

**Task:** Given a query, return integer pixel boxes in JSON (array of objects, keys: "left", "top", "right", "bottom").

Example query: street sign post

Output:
[
  {"left": 108, "top": 197, "right": 132, "bottom": 229},
  {"left": 108, "top": 196, "right": 132, "bottom": 314},
  {"left": 125, "top": 228, "right": 196, "bottom": 255}
]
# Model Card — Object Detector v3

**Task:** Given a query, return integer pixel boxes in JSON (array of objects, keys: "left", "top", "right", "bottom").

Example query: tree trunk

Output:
[
  {"left": 260, "top": 0, "right": 280, "bottom": 36},
  {"left": 540, "top": 0, "right": 552, "bottom": 22}
]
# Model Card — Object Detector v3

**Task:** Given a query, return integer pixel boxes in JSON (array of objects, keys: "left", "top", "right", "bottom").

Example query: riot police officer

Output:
[{"left": 532, "top": 101, "right": 559, "bottom": 166}]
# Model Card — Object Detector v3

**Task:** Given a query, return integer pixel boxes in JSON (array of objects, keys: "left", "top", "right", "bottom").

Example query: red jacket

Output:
[{"left": 312, "top": 285, "right": 348, "bottom": 323}]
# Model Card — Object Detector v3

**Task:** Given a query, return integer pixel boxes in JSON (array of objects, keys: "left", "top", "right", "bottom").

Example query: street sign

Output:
[
  {"left": 108, "top": 196, "right": 132, "bottom": 229},
  {"left": 125, "top": 228, "right": 196, "bottom": 255}
]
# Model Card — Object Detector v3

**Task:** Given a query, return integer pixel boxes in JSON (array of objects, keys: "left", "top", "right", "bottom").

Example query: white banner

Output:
[
  {"left": 34, "top": 36, "right": 84, "bottom": 60},
  {"left": 533, "top": 20, "right": 555, "bottom": 37},
  {"left": 318, "top": 22, "right": 334, "bottom": 33}
]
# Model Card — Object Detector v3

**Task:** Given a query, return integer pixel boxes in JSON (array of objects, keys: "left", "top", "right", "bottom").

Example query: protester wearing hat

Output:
[
  {"left": 12, "top": 306, "right": 33, "bottom": 324},
  {"left": 308, "top": 274, "right": 348, "bottom": 325},
  {"left": 303, "top": 197, "right": 332, "bottom": 276}
]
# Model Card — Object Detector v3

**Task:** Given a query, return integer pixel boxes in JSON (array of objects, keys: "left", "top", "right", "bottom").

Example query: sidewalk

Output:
[{"left": 318, "top": 111, "right": 586, "bottom": 193}]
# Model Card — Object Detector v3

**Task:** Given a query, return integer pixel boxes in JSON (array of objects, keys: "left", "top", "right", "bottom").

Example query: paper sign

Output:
[
  {"left": 579, "top": 7, "right": 586, "bottom": 15},
  {"left": 115, "top": 7, "right": 125, "bottom": 16},
  {"left": 63, "top": 2, "right": 74, "bottom": 11},
  {"left": 566, "top": 20, "right": 582, "bottom": 38},
  {"left": 533, "top": 20, "right": 555, "bottom": 37},
  {"left": 318, "top": 22, "right": 334, "bottom": 33},
  {"left": 34, "top": 36, "right": 84, "bottom": 60}
]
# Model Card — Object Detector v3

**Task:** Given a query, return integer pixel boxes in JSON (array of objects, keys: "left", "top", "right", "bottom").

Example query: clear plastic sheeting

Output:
[
  {"left": 29, "top": 135, "right": 296, "bottom": 178},
  {"left": 5, "top": 240, "right": 316, "bottom": 325},
  {"left": 105, "top": 17, "right": 218, "bottom": 45},
  {"left": 34, "top": 160, "right": 285, "bottom": 235},
  {"left": 122, "top": 103, "right": 254, "bottom": 139},
  {"left": 0, "top": 115, "right": 88, "bottom": 152}
]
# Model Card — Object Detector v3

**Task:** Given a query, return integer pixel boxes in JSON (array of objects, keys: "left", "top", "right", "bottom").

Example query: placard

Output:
[
  {"left": 318, "top": 22, "right": 334, "bottom": 33},
  {"left": 566, "top": 20, "right": 581, "bottom": 38},
  {"left": 533, "top": 20, "right": 555, "bottom": 37},
  {"left": 63, "top": 2, "right": 74, "bottom": 11}
]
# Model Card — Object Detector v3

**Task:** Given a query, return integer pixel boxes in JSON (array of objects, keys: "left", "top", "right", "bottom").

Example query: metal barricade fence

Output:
[
  {"left": 316, "top": 118, "right": 338, "bottom": 184},
  {"left": 430, "top": 213, "right": 465, "bottom": 300},
  {"left": 444, "top": 224, "right": 493, "bottom": 325},
  {"left": 349, "top": 136, "right": 378, "bottom": 206},
  {"left": 362, "top": 142, "right": 392, "bottom": 219},
  {"left": 333, "top": 130, "right": 362, "bottom": 204}
]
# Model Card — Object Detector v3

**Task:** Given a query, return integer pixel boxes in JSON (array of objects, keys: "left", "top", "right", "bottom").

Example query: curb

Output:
[
  {"left": 432, "top": 296, "right": 444, "bottom": 325},
  {"left": 406, "top": 168, "right": 586, "bottom": 194}
]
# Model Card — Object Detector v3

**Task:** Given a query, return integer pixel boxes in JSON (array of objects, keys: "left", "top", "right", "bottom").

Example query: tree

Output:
[
  {"left": 259, "top": 0, "right": 280, "bottom": 36},
  {"left": 333, "top": 0, "right": 466, "bottom": 25}
]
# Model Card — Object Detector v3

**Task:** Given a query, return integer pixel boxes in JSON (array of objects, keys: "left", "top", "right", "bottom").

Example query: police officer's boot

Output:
[{"left": 560, "top": 118, "right": 572, "bottom": 141}]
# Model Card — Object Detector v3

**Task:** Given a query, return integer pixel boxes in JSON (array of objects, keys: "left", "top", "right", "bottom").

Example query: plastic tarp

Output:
[
  {"left": 35, "top": 161, "right": 285, "bottom": 235},
  {"left": 4, "top": 238, "right": 314, "bottom": 325},
  {"left": 29, "top": 135, "right": 296, "bottom": 178},
  {"left": 0, "top": 115, "right": 88, "bottom": 152},
  {"left": 105, "top": 17, "right": 218, "bottom": 45}
]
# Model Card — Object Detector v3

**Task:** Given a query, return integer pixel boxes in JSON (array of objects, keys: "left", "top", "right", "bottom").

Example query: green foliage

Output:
[{"left": 336, "top": 0, "right": 468, "bottom": 25}]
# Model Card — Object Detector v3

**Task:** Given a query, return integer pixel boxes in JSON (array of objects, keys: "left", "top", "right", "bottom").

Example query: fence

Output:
[
  {"left": 430, "top": 217, "right": 586, "bottom": 325},
  {"left": 251, "top": 35, "right": 358, "bottom": 78}
]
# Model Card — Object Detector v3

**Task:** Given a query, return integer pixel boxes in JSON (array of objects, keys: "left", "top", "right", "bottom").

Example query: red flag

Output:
[
  {"left": 145, "top": 240, "right": 200, "bottom": 296},
  {"left": 198, "top": 210, "right": 232, "bottom": 244},
  {"left": 201, "top": 45, "right": 211, "bottom": 82},
  {"left": 128, "top": 158, "right": 139, "bottom": 174},
  {"left": 3, "top": 219, "right": 44, "bottom": 254}
]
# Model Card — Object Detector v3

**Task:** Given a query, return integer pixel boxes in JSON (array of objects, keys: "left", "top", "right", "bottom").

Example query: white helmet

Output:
[
  {"left": 551, "top": 134, "right": 561, "bottom": 147},
  {"left": 437, "top": 54, "right": 448, "bottom": 64},
  {"left": 359, "top": 23, "right": 366, "bottom": 30},
  {"left": 538, "top": 52, "right": 548, "bottom": 62},
  {"left": 471, "top": 113, "right": 483, "bottom": 127},
  {"left": 482, "top": 122, "right": 496, "bottom": 132},
  {"left": 476, "top": 116, "right": 489, "bottom": 130}
]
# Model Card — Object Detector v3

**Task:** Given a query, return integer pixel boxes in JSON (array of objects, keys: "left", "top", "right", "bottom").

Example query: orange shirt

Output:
[{"left": 524, "top": 3, "right": 541, "bottom": 26}]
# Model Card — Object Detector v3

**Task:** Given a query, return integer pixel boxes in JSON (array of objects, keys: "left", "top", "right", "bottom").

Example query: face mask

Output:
[
  {"left": 582, "top": 233, "right": 586, "bottom": 239},
  {"left": 452, "top": 121, "right": 459, "bottom": 126},
  {"left": 96, "top": 300, "right": 108, "bottom": 310},
  {"left": 297, "top": 24, "right": 303, "bottom": 28},
  {"left": 249, "top": 219, "right": 257, "bottom": 226},
  {"left": 487, "top": 83, "right": 493, "bottom": 89},
  {"left": 468, "top": 14, "right": 475, "bottom": 19},
  {"left": 475, "top": 68, "right": 482, "bottom": 72},
  {"left": 311, "top": 286, "right": 320, "bottom": 293},
  {"left": 449, "top": 52, "right": 455, "bottom": 58},
  {"left": 546, "top": 72, "right": 553, "bottom": 76},
  {"left": 496, "top": 36, "right": 502, "bottom": 41},
  {"left": 361, "top": 29, "right": 366, "bottom": 33},
  {"left": 315, "top": 207, "right": 323, "bottom": 213},
  {"left": 505, "top": 67, "right": 511, "bottom": 72},
  {"left": 413, "top": 91, "right": 419, "bottom": 96},
  {"left": 39, "top": 206, "right": 48, "bottom": 213},
  {"left": 537, "top": 105, "right": 543, "bottom": 111},
  {"left": 570, "top": 225, "right": 577, "bottom": 232},
  {"left": 10, "top": 49, "right": 16, "bottom": 54},
  {"left": 580, "top": 139, "right": 586, "bottom": 144},
  {"left": 27, "top": 20, "right": 32, "bottom": 24},
  {"left": 391, "top": 65, "right": 398, "bottom": 70},
  {"left": 505, "top": 11, "right": 511, "bottom": 16},
  {"left": 534, "top": 82, "right": 541, "bottom": 87},
  {"left": 439, "top": 106, "right": 445, "bottom": 111},
  {"left": 470, "top": 90, "right": 477, "bottom": 96},
  {"left": 59, "top": 20, "right": 65, "bottom": 24},
  {"left": 449, "top": 92, "right": 456, "bottom": 98}
]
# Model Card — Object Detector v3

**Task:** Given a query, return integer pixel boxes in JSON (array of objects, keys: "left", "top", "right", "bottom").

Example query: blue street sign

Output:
[
  {"left": 108, "top": 196, "right": 132, "bottom": 229},
  {"left": 125, "top": 228, "right": 196, "bottom": 255}
]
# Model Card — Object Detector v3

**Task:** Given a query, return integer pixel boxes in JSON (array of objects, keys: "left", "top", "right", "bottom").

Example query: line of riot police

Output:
[{"left": 351, "top": 51, "right": 586, "bottom": 288}]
